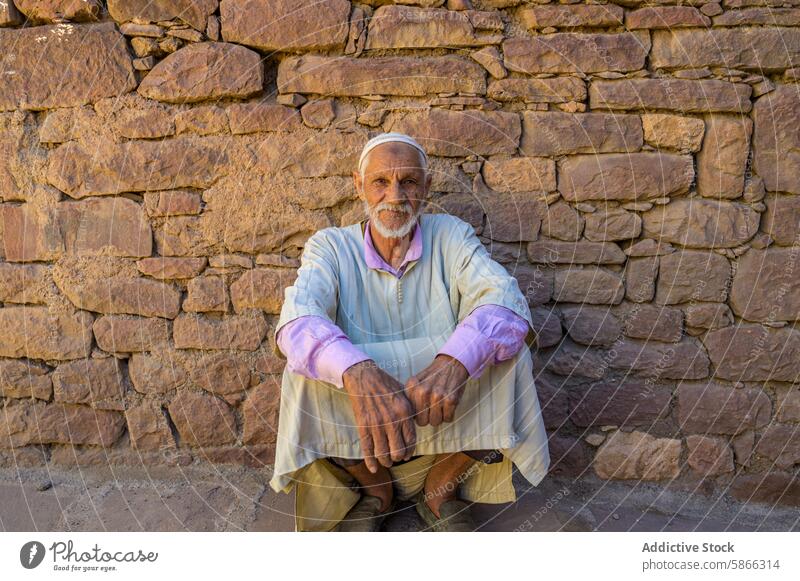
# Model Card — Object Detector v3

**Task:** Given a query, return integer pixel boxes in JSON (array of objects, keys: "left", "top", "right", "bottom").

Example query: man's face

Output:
[{"left": 353, "top": 142, "right": 432, "bottom": 238}]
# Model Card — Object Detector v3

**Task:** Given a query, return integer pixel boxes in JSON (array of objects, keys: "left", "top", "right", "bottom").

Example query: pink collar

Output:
[{"left": 363, "top": 217, "right": 422, "bottom": 278}]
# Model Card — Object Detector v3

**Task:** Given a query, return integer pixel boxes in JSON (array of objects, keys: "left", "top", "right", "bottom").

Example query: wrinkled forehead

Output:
[{"left": 360, "top": 142, "right": 427, "bottom": 176}]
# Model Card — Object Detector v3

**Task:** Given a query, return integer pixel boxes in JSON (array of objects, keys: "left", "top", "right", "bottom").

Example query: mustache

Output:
[{"left": 373, "top": 201, "right": 413, "bottom": 215}]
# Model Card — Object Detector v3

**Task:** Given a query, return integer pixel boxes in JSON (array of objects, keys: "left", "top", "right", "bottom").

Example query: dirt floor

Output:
[{"left": 1, "top": 464, "right": 797, "bottom": 532}]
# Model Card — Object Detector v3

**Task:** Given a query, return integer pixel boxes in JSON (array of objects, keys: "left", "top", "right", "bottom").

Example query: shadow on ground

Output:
[{"left": 1, "top": 465, "right": 796, "bottom": 532}]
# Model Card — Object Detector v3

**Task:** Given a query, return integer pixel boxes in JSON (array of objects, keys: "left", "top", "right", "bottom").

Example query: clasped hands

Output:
[{"left": 341, "top": 354, "right": 469, "bottom": 474}]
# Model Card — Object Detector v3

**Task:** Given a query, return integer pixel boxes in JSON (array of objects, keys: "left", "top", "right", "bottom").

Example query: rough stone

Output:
[
  {"left": 48, "top": 139, "right": 228, "bottom": 198},
  {"left": 129, "top": 353, "right": 187, "bottom": 395},
  {"left": 540, "top": 202, "right": 584, "bottom": 241},
  {"left": 221, "top": 0, "right": 349, "bottom": 52},
  {"left": 278, "top": 55, "right": 486, "bottom": 97},
  {"left": 486, "top": 77, "right": 586, "bottom": 103},
  {"left": 594, "top": 430, "right": 681, "bottom": 480},
  {"left": 183, "top": 276, "right": 230, "bottom": 313},
  {"left": 190, "top": 352, "right": 251, "bottom": 397},
  {"left": 570, "top": 379, "right": 671, "bottom": 427},
  {"left": 553, "top": 267, "right": 624, "bottom": 305},
  {"left": 642, "top": 199, "right": 760, "bottom": 248},
  {"left": 558, "top": 153, "right": 694, "bottom": 202},
  {"left": 686, "top": 435, "right": 734, "bottom": 476},
  {"left": 527, "top": 239, "right": 626, "bottom": 264},
  {"left": 57, "top": 197, "right": 153, "bottom": 257},
  {"left": 0, "top": 23, "right": 135, "bottom": 111},
  {"left": 753, "top": 85, "right": 800, "bottom": 194},
  {"left": 655, "top": 250, "right": 730, "bottom": 304},
  {"left": 366, "top": 5, "right": 503, "bottom": 49},
  {"left": 230, "top": 268, "right": 297, "bottom": 314},
  {"left": 1, "top": 402, "right": 124, "bottom": 447},
  {"left": 763, "top": 194, "right": 800, "bottom": 246},
  {"left": 108, "top": 0, "right": 217, "bottom": 30},
  {"left": 504, "top": 33, "right": 649, "bottom": 74},
  {"left": 242, "top": 380, "right": 281, "bottom": 445},
  {"left": 1, "top": 204, "right": 63, "bottom": 262},
  {"left": 626, "top": 6, "right": 710, "bottom": 29},
  {"left": 684, "top": 303, "right": 733, "bottom": 330},
  {"left": 0, "top": 263, "right": 49, "bottom": 304},
  {"left": 482, "top": 157, "right": 556, "bottom": 193},
  {"left": 589, "top": 78, "right": 752, "bottom": 113},
  {"left": 641, "top": 113, "right": 705, "bottom": 153},
  {"left": 138, "top": 42, "right": 264, "bottom": 103},
  {"left": 227, "top": 100, "right": 302, "bottom": 134},
  {"left": 753, "top": 424, "right": 800, "bottom": 469},
  {"left": 678, "top": 382, "right": 771, "bottom": 435},
  {"left": 483, "top": 196, "right": 543, "bottom": 242},
  {"left": 652, "top": 27, "right": 800, "bottom": 71},
  {"left": 0, "top": 359, "right": 51, "bottom": 400},
  {"left": 0, "top": 307, "right": 93, "bottom": 360},
  {"left": 520, "top": 5, "right": 624, "bottom": 28},
  {"left": 126, "top": 402, "right": 176, "bottom": 452},
  {"left": 622, "top": 304, "right": 683, "bottom": 342},
  {"left": 391, "top": 109, "right": 520, "bottom": 157},
  {"left": 704, "top": 324, "right": 800, "bottom": 382},
  {"left": 14, "top": 0, "right": 102, "bottom": 23},
  {"left": 93, "top": 316, "right": 171, "bottom": 353},
  {"left": 530, "top": 307, "right": 562, "bottom": 348},
  {"left": 136, "top": 257, "right": 207, "bottom": 280},
  {"left": 584, "top": 209, "right": 642, "bottom": 242},
  {"left": 52, "top": 358, "right": 126, "bottom": 411},
  {"left": 560, "top": 306, "right": 622, "bottom": 347},
  {"left": 625, "top": 256, "right": 658, "bottom": 303},
  {"left": 56, "top": 277, "right": 182, "bottom": 319},
  {"left": 520, "top": 111, "right": 642, "bottom": 157},
  {"left": 696, "top": 115, "right": 753, "bottom": 199},
  {"left": 609, "top": 337, "right": 710, "bottom": 380},
  {"left": 167, "top": 390, "right": 236, "bottom": 446},
  {"left": 730, "top": 248, "right": 800, "bottom": 322},
  {"left": 172, "top": 313, "right": 268, "bottom": 350}
]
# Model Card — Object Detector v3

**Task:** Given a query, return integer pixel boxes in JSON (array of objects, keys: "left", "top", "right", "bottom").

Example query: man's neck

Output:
[{"left": 369, "top": 219, "right": 415, "bottom": 270}]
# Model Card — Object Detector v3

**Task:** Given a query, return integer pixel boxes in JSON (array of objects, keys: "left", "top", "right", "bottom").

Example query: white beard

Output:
[{"left": 364, "top": 200, "right": 421, "bottom": 239}]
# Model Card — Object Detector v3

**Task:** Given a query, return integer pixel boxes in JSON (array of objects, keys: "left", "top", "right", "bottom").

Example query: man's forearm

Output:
[
  {"left": 276, "top": 315, "right": 372, "bottom": 388},
  {"left": 436, "top": 304, "right": 530, "bottom": 380}
]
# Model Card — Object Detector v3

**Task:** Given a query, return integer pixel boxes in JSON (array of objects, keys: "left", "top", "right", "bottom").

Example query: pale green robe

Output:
[{"left": 269, "top": 213, "right": 551, "bottom": 531}]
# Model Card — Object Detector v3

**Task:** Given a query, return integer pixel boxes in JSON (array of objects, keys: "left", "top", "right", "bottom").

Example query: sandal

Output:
[
  {"left": 414, "top": 489, "right": 476, "bottom": 532},
  {"left": 336, "top": 494, "right": 396, "bottom": 532}
]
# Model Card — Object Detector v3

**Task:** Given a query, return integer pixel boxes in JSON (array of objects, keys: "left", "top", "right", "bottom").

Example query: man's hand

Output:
[
  {"left": 404, "top": 354, "right": 470, "bottom": 428},
  {"left": 342, "top": 360, "right": 417, "bottom": 473}
]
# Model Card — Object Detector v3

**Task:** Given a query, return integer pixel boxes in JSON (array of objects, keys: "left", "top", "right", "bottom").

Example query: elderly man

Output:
[{"left": 269, "top": 132, "right": 550, "bottom": 532}]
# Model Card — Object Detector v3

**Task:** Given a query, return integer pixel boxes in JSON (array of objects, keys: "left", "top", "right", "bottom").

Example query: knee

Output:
[
  {"left": 329, "top": 456, "right": 363, "bottom": 468},
  {"left": 462, "top": 449, "right": 504, "bottom": 464}
]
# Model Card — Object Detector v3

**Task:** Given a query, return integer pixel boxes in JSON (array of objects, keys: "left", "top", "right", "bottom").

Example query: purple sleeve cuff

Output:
[
  {"left": 437, "top": 304, "right": 529, "bottom": 380},
  {"left": 276, "top": 315, "right": 371, "bottom": 389},
  {"left": 315, "top": 338, "right": 372, "bottom": 388}
]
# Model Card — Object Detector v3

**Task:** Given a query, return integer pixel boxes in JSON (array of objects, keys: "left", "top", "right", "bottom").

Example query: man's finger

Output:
[
  {"left": 357, "top": 423, "right": 378, "bottom": 473},
  {"left": 442, "top": 395, "right": 457, "bottom": 423},
  {"left": 372, "top": 425, "right": 392, "bottom": 468},
  {"left": 386, "top": 421, "right": 406, "bottom": 463},
  {"left": 428, "top": 390, "right": 444, "bottom": 426},
  {"left": 401, "top": 419, "right": 416, "bottom": 460}
]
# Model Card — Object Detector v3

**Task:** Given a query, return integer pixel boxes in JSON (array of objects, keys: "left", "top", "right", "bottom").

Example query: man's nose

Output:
[{"left": 385, "top": 179, "right": 408, "bottom": 205}]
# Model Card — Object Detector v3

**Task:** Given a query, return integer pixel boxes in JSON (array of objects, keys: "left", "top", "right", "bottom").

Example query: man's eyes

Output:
[{"left": 373, "top": 178, "right": 417, "bottom": 185}]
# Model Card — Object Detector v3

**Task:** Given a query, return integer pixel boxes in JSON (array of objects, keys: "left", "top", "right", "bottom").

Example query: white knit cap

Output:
[{"left": 358, "top": 132, "right": 428, "bottom": 175}]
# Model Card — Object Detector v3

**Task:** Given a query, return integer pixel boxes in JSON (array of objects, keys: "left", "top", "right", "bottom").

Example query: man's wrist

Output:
[{"left": 435, "top": 353, "right": 469, "bottom": 378}]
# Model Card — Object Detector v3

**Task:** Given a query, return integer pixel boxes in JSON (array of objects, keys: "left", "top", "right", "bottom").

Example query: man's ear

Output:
[{"left": 352, "top": 170, "right": 364, "bottom": 200}]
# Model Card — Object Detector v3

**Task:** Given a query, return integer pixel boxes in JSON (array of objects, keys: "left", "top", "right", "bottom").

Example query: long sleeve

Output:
[
  {"left": 276, "top": 315, "right": 372, "bottom": 389},
  {"left": 437, "top": 304, "right": 530, "bottom": 379}
]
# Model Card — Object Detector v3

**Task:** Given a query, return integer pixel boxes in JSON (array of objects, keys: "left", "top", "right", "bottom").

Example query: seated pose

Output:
[{"left": 269, "top": 132, "right": 550, "bottom": 532}]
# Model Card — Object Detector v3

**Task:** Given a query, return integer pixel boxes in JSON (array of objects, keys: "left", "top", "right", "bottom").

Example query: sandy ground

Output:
[{"left": 0, "top": 464, "right": 797, "bottom": 532}]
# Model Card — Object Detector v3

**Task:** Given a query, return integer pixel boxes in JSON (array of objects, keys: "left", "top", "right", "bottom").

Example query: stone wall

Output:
[{"left": 1, "top": 0, "right": 799, "bottom": 509}]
